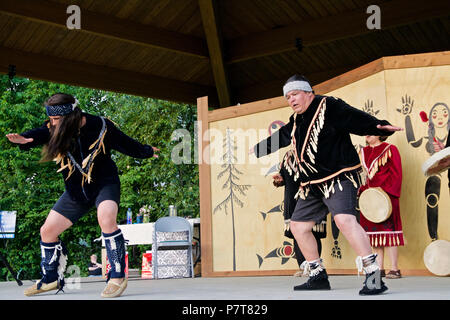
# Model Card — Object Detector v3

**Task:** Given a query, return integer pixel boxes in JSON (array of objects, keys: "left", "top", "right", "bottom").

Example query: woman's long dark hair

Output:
[{"left": 41, "top": 93, "right": 83, "bottom": 162}]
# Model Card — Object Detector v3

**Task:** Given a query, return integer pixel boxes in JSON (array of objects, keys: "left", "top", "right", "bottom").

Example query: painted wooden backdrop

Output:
[{"left": 197, "top": 51, "right": 450, "bottom": 276}]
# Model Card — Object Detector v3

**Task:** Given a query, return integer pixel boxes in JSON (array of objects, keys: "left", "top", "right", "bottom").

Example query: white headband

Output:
[{"left": 283, "top": 80, "right": 313, "bottom": 97}]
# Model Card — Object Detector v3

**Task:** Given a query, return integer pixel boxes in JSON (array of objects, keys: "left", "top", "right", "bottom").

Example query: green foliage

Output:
[{"left": 0, "top": 75, "right": 198, "bottom": 281}]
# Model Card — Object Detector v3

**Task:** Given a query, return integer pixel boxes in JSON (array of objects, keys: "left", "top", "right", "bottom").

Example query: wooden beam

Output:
[
  {"left": 235, "top": 50, "right": 450, "bottom": 103},
  {"left": 206, "top": 65, "right": 362, "bottom": 123},
  {"left": 0, "top": 46, "right": 218, "bottom": 106},
  {"left": 234, "top": 51, "right": 450, "bottom": 104},
  {"left": 0, "top": 0, "right": 209, "bottom": 59},
  {"left": 312, "top": 59, "right": 385, "bottom": 95},
  {"left": 227, "top": 0, "right": 450, "bottom": 64},
  {"left": 234, "top": 65, "right": 359, "bottom": 104},
  {"left": 208, "top": 96, "right": 287, "bottom": 123},
  {"left": 198, "top": 0, "right": 232, "bottom": 108},
  {"left": 314, "top": 50, "right": 450, "bottom": 94}
]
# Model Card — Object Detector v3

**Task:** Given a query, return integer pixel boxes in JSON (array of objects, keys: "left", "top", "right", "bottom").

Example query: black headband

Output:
[{"left": 45, "top": 100, "right": 78, "bottom": 116}]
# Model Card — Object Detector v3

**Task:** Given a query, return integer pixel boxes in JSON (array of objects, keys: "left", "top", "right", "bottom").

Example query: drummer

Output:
[
  {"left": 433, "top": 128, "right": 450, "bottom": 192},
  {"left": 359, "top": 135, "right": 404, "bottom": 279}
]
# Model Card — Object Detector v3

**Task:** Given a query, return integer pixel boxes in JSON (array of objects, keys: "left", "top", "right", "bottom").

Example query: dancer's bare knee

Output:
[
  {"left": 333, "top": 214, "right": 357, "bottom": 231},
  {"left": 290, "top": 220, "right": 315, "bottom": 236},
  {"left": 40, "top": 223, "right": 58, "bottom": 242}
]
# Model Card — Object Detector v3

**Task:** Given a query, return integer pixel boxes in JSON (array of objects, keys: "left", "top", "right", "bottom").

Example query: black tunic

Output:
[
  {"left": 255, "top": 95, "right": 394, "bottom": 188},
  {"left": 19, "top": 113, "right": 154, "bottom": 202},
  {"left": 279, "top": 150, "right": 327, "bottom": 239}
]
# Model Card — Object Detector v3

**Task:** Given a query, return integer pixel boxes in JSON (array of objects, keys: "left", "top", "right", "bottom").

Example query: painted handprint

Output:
[
  {"left": 363, "top": 99, "right": 379, "bottom": 116},
  {"left": 396, "top": 94, "right": 414, "bottom": 115},
  {"left": 396, "top": 94, "right": 423, "bottom": 147}
]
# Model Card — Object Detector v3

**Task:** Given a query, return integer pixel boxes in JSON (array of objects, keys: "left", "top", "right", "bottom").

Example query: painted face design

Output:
[{"left": 431, "top": 104, "right": 448, "bottom": 128}]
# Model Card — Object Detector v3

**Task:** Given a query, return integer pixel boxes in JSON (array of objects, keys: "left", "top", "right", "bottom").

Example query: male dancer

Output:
[{"left": 250, "top": 75, "right": 402, "bottom": 295}]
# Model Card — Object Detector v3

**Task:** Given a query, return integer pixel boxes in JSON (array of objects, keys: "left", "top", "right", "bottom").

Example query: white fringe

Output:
[
  {"left": 305, "top": 258, "right": 325, "bottom": 277},
  {"left": 42, "top": 243, "right": 68, "bottom": 281},
  {"left": 57, "top": 249, "right": 68, "bottom": 281},
  {"left": 103, "top": 231, "right": 123, "bottom": 250},
  {"left": 300, "top": 261, "right": 309, "bottom": 277},
  {"left": 355, "top": 256, "right": 363, "bottom": 277},
  {"left": 355, "top": 254, "right": 379, "bottom": 277}
]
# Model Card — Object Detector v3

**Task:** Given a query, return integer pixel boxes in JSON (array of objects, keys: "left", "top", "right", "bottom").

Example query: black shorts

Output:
[
  {"left": 291, "top": 179, "right": 358, "bottom": 223},
  {"left": 52, "top": 184, "right": 120, "bottom": 224}
]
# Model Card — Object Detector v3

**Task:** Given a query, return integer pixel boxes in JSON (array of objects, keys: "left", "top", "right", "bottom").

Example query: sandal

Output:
[
  {"left": 386, "top": 270, "right": 402, "bottom": 279},
  {"left": 101, "top": 278, "right": 128, "bottom": 298}
]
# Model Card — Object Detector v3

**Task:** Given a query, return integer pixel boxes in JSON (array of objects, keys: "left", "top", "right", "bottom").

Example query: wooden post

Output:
[{"left": 197, "top": 96, "right": 213, "bottom": 276}]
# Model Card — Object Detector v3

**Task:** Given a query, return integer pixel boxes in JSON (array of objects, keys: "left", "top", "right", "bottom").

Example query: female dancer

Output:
[{"left": 6, "top": 93, "right": 159, "bottom": 298}]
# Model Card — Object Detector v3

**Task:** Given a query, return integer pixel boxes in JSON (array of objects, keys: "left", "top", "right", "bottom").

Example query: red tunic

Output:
[{"left": 359, "top": 142, "right": 404, "bottom": 247}]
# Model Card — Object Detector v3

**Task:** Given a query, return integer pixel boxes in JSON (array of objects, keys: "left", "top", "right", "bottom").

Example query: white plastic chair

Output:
[{"left": 152, "top": 216, "right": 194, "bottom": 279}]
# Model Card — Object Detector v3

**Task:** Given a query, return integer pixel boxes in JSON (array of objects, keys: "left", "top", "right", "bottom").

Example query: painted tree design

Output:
[{"left": 213, "top": 128, "right": 251, "bottom": 271}]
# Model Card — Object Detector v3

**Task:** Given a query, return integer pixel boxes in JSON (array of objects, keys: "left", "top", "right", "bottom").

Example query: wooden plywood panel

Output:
[
  {"left": 383, "top": 66, "right": 450, "bottom": 270},
  {"left": 318, "top": 66, "right": 450, "bottom": 273},
  {"left": 199, "top": 52, "right": 450, "bottom": 277},
  {"left": 209, "top": 106, "right": 299, "bottom": 272}
]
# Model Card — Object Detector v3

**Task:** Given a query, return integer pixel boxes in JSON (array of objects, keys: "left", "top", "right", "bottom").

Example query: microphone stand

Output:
[{"left": 0, "top": 250, "right": 23, "bottom": 286}]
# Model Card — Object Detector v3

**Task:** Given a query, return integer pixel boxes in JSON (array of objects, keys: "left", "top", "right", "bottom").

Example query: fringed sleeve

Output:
[
  {"left": 18, "top": 121, "right": 51, "bottom": 151},
  {"left": 328, "top": 97, "right": 394, "bottom": 137},
  {"left": 254, "top": 114, "right": 294, "bottom": 158}
]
